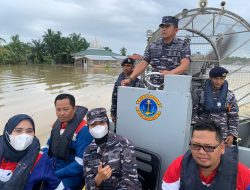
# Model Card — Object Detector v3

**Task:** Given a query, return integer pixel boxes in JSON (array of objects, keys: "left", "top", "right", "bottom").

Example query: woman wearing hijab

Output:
[{"left": 0, "top": 114, "right": 66, "bottom": 190}]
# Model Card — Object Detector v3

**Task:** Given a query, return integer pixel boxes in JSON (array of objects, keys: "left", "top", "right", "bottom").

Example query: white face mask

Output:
[
  {"left": 89, "top": 124, "right": 108, "bottom": 139},
  {"left": 7, "top": 133, "right": 34, "bottom": 151}
]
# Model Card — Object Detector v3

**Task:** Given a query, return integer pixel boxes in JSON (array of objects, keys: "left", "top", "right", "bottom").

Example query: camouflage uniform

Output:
[
  {"left": 111, "top": 72, "right": 144, "bottom": 118},
  {"left": 144, "top": 37, "right": 191, "bottom": 85},
  {"left": 84, "top": 132, "right": 141, "bottom": 190},
  {"left": 192, "top": 80, "right": 239, "bottom": 139}
]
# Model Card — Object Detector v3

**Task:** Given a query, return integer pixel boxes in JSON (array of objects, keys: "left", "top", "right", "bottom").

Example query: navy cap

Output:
[
  {"left": 159, "top": 16, "right": 179, "bottom": 27},
  {"left": 87, "top": 108, "right": 108, "bottom": 125},
  {"left": 209, "top": 66, "right": 229, "bottom": 78},
  {"left": 121, "top": 58, "right": 135, "bottom": 66}
]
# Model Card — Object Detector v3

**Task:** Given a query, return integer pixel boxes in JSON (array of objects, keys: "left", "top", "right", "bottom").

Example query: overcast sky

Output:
[{"left": 0, "top": 0, "right": 249, "bottom": 55}]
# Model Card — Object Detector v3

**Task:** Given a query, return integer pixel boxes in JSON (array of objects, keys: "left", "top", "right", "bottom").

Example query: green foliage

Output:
[
  {"left": 0, "top": 30, "right": 90, "bottom": 64},
  {"left": 0, "top": 37, "right": 6, "bottom": 47},
  {"left": 120, "top": 47, "right": 127, "bottom": 56},
  {"left": 3, "top": 35, "right": 29, "bottom": 64},
  {"left": 104, "top": 46, "right": 112, "bottom": 52},
  {"left": 0, "top": 47, "right": 8, "bottom": 64}
]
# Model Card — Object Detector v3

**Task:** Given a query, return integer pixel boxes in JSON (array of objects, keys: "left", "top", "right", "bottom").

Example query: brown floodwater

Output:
[{"left": 0, "top": 64, "right": 122, "bottom": 144}]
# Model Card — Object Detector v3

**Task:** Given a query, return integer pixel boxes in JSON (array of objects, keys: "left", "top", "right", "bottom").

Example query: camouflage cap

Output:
[
  {"left": 159, "top": 16, "right": 179, "bottom": 27},
  {"left": 209, "top": 66, "right": 229, "bottom": 78},
  {"left": 121, "top": 58, "right": 135, "bottom": 66},
  {"left": 87, "top": 108, "right": 108, "bottom": 125}
]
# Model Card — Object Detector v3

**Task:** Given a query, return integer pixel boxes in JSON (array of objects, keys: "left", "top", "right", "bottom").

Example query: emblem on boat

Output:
[{"left": 136, "top": 94, "right": 162, "bottom": 121}]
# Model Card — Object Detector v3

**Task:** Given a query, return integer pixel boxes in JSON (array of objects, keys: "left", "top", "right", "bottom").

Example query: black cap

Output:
[
  {"left": 87, "top": 108, "right": 108, "bottom": 125},
  {"left": 209, "top": 66, "right": 229, "bottom": 78},
  {"left": 121, "top": 58, "right": 135, "bottom": 66},
  {"left": 159, "top": 16, "right": 179, "bottom": 27}
]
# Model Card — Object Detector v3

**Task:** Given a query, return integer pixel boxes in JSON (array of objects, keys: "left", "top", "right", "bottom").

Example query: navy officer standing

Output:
[
  {"left": 122, "top": 16, "right": 191, "bottom": 86},
  {"left": 192, "top": 66, "right": 239, "bottom": 145}
]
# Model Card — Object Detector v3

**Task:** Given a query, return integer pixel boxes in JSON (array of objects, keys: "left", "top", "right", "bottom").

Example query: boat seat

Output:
[{"left": 135, "top": 147, "right": 161, "bottom": 190}]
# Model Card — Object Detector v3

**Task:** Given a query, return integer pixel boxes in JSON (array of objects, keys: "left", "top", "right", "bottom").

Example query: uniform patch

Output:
[{"left": 123, "top": 148, "right": 132, "bottom": 161}]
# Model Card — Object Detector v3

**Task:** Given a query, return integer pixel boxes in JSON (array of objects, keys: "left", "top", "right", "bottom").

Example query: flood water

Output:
[
  {"left": 0, "top": 64, "right": 121, "bottom": 143},
  {"left": 0, "top": 64, "right": 249, "bottom": 144}
]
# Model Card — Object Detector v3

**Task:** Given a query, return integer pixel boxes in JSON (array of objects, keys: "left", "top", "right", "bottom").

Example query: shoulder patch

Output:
[{"left": 123, "top": 147, "right": 132, "bottom": 161}]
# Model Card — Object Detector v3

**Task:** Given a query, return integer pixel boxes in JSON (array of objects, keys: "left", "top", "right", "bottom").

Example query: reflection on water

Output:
[{"left": 0, "top": 64, "right": 121, "bottom": 96}]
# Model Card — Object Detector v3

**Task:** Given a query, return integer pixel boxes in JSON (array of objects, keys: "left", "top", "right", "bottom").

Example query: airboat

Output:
[{"left": 114, "top": 1, "right": 250, "bottom": 189}]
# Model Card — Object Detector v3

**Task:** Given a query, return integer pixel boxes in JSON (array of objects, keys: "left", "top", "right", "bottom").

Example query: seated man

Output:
[
  {"left": 162, "top": 119, "right": 250, "bottom": 190},
  {"left": 0, "top": 114, "right": 66, "bottom": 190},
  {"left": 192, "top": 66, "right": 239, "bottom": 145},
  {"left": 83, "top": 108, "right": 142, "bottom": 190},
  {"left": 111, "top": 57, "right": 144, "bottom": 124},
  {"left": 43, "top": 93, "right": 93, "bottom": 190}
]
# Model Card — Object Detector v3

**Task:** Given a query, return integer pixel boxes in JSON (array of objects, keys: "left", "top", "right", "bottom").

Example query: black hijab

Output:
[
  {"left": 0, "top": 114, "right": 40, "bottom": 190},
  {"left": 2, "top": 114, "right": 37, "bottom": 162}
]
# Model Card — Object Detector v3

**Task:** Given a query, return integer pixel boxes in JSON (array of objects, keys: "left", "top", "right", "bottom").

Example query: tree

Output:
[
  {"left": 120, "top": 47, "right": 127, "bottom": 56},
  {"left": 0, "top": 37, "right": 6, "bottom": 47},
  {"left": 43, "top": 29, "right": 62, "bottom": 62},
  {"left": 68, "top": 33, "right": 89, "bottom": 53},
  {"left": 104, "top": 46, "right": 112, "bottom": 52},
  {"left": 4, "top": 35, "right": 26, "bottom": 64},
  {"left": 30, "top": 39, "right": 45, "bottom": 63}
]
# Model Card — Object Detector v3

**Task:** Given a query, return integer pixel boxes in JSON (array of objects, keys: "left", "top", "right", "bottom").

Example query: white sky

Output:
[{"left": 0, "top": 0, "right": 249, "bottom": 55}]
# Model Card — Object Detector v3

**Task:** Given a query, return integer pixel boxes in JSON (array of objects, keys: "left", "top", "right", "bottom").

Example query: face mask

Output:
[
  {"left": 7, "top": 133, "right": 34, "bottom": 151},
  {"left": 89, "top": 124, "right": 108, "bottom": 139}
]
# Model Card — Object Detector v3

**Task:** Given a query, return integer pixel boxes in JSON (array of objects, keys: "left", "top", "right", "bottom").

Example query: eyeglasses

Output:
[{"left": 189, "top": 142, "right": 221, "bottom": 153}]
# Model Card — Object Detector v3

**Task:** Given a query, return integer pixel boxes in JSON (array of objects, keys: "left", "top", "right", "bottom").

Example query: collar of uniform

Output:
[
  {"left": 161, "top": 37, "right": 178, "bottom": 45},
  {"left": 172, "top": 37, "right": 178, "bottom": 44}
]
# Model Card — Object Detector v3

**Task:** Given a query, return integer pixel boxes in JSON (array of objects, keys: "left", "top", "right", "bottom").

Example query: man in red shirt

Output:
[{"left": 162, "top": 119, "right": 250, "bottom": 190}]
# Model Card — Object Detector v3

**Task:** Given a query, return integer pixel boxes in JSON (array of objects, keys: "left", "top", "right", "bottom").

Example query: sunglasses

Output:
[{"left": 189, "top": 142, "right": 221, "bottom": 153}]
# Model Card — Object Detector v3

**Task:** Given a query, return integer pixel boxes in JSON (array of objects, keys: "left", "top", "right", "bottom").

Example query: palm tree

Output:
[
  {"left": 31, "top": 39, "right": 45, "bottom": 63},
  {"left": 68, "top": 33, "right": 89, "bottom": 53},
  {"left": 120, "top": 47, "right": 127, "bottom": 56},
  {"left": 43, "top": 29, "right": 62, "bottom": 62},
  {"left": 5, "top": 35, "right": 26, "bottom": 64}
]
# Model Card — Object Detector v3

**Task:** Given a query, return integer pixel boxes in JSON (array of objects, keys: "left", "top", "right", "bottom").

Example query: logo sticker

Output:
[{"left": 136, "top": 94, "right": 162, "bottom": 121}]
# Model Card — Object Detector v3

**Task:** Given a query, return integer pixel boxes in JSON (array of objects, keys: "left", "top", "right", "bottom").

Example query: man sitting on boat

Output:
[
  {"left": 192, "top": 66, "right": 239, "bottom": 145},
  {"left": 121, "top": 15, "right": 191, "bottom": 87},
  {"left": 43, "top": 93, "right": 93, "bottom": 190},
  {"left": 111, "top": 57, "right": 144, "bottom": 125},
  {"left": 162, "top": 119, "right": 250, "bottom": 190}
]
